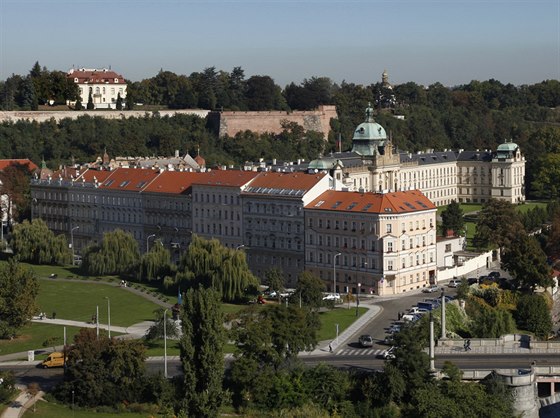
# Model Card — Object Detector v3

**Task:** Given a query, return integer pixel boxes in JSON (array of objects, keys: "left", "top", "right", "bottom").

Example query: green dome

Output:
[
  {"left": 352, "top": 105, "right": 387, "bottom": 141},
  {"left": 307, "top": 157, "right": 342, "bottom": 171},
  {"left": 497, "top": 142, "right": 518, "bottom": 152}
]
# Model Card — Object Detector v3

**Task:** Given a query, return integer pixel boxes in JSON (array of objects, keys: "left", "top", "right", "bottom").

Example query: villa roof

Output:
[{"left": 306, "top": 189, "right": 436, "bottom": 214}]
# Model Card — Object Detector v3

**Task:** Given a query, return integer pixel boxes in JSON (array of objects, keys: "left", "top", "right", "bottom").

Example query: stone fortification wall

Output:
[
  {"left": 210, "top": 105, "right": 337, "bottom": 138},
  {"left": 0, "top": 109, "right": 210, "bottom": 124}
]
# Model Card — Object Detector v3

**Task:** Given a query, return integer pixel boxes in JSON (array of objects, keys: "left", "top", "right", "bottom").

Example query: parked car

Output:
[
  {"left": 422, "top": 284, "right": 440, "bottom": 293},
  {"left": 448, "top": 279, "right": 461, "bottom": 288},
  {"left": 42, "top": 352, "right": 66, "bottom": 368},
  {"left": 322, "top": 293, "right": 341, "bottom": 302},
  {"left": 402, "top": 313, "right": 421, "bottom": 322},
  {"left": 377, "top": 346, "right": 396, "bottom": 360},
  {"left": 358, "top": 334, "right": 374, "bottom": 347},
  {"left": 467, "top": 277, "right": 478, "bottom": 285},
  {"left": 488, "top": 271, "right": 501, "bottom": 279},
  {"left": 387, "top": 323, "right": 402, "bottom": 334},
  {"left": 408, "top": 306, "right": 429, "bottom": 315}
]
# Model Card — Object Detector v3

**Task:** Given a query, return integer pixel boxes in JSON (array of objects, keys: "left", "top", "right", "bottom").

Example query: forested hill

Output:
[{"left": 1, "top": 65, "right": 560, "bottom": 199}]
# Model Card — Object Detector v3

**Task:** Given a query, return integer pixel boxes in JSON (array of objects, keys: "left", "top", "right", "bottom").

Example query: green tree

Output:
[
  {"left": 74, "top": 97, "right": 82, "bottom": 110},
  {"left": 144, "top": 307, "right": 181, "bottom": 341},
  {"left": 531, "top": 153, "right": 560, "bottom": 199},
  {"left": 515, "top": 294, "right": 553, "bottom": 339},
  {"left": 473, "top": 199, "right": 523, "bottom": 249},
  {"left": 470, "top": 305, "right": 515, "bottom": 338},
  {"left": 86, "top": 91, "right": 94, "bottom": 110},
  {"left": 179, "top": 288, "right": 225, "bottom": 418},
  {"left": 0, "top": 371, "right": 16, "bottom": 403},
  {"left": 0, "top": 260, "right": 38, "bottom": 339},
  {"left": 10, "top": 219, "right": 71, "bottom": 265},
  {"left": 115, "top": 92, "right": 123, "bottom": 110},
  {"left": 56, "top": 328, "right": 147, "bottom": 407},
  {"left": 501, "top": 233, "right": 552, "bottom": 291},
  {"left": 440, "top": 200, "right": 465, "bottom": 236},
  {"left": 293, "top": 270, "right": 325, "bottom": 309},
  {"left": 178, "top": 235, "right": 259, "bottom": 302},
  {"left": 264, "top": 267, "right": 284, "bottom": 303},
  {"left": 81, "top": 229, "right": 140, "bottom": 276},
  {"left": 139, "top": 240, "right": 174, "bottom": 281}
]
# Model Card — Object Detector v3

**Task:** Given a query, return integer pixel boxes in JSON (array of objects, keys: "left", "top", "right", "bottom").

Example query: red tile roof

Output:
[
  {"left": 191, "top": 170, "right": 260, "bottom": 188},
  {"left": 143, "top": 171, "right": 209, "bottom": 194},
  {"left": 67, "top": 68, "right": 126, "bottom": 84},
  {"left": 244, "top": 172, "right": 327, "bottom": 194},
  {"left": 99, "top": 168, "right": 160, "bottom": 191},
  {"left": 306, "top": 190, "right": 436, "bottom": 214},
  {"left": 0, "top": 159, "right": 38, "bottom": 172}
]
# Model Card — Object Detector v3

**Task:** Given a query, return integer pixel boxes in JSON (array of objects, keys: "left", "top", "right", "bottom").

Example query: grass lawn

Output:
[
  {"left": 36, "top": 280, "right": 160, "bottom": 327},
  {"left": 0, "top": 323, "right": 88, "bottom": 358},
  {"left": 515, "top": 201, "right": 548, "bottom": 213},
  {"left": 23, "top": 400, "right": 154, "bottom": 417},
  {"left": 317, "top": 306, "right": 367, "bottom": 341}
]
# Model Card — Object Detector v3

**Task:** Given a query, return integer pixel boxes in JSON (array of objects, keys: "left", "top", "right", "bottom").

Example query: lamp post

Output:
[
  {"left": 105, "top": 297, "right": 111, "bottom": 338},
  {"left": 236, "top": 244, "right": 245, "bottom": 250},
  {"left": 146, "top": 234, "right": 156, "bottom": 253},
  {"left": 333, "top": 252, "right": 342, "bottom": 296},
  {"left": 356, "top": 283, "right": 361, "bottom": 316},
  {"left": 70, "top": 226, "right": 79, "bottom": 266},
  {"left": 163, "top": 308, "right": 169, "bottom": 378}
]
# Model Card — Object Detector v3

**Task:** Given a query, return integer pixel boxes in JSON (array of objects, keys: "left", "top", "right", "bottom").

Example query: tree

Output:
[
  {"left": 74, "top": 97, "right": 82, "bottom": 110},
  {"left": 115, "top": 93, "right": 123, "bottom": 110},
  {"left": 0, "top": 371, "right": 16, "bottom": 403},
  {"left": 86, "top": 91, "right": 94, "bottom": 110},
  {"left": 440, "top": 200, "right": 465, "bottom": 236},
  {"left": 264, "top": 267, "right": 284, "bottom": 303},
  {"left": 19, "top": 76, "right": 38, "bottom": 110},
  {"left": 81, "top": 229, "right": 140, "bottom": 276},
  {"left": 0, "top": 260, "right": 38, "bottom": 339},
  {"left": 10, "top": 219, "right": 71, "bottom": 265},
  {"left": 56, "top": 328, "right": 147, "bottom": 407},
  {"left": 245, "top": 75, "right": 286, "bottom": 110},
  {"left": 139, "top": 240, "right": 174, "bottom": 282},
  {"left": 178, "top": 235, "right": 259, "bottom": 302},
  {"left": 473, "top": 199, "right": 523, "bottom": 249},
  {"left": 144, "top": 307, "right": 180, "bottom": 341},
  {"left": 531, "top": 153, "right": 560, "bottom": 199},
  {"left": 179, "top": 288, "right": 225, "bottom": 418},
  {"left": 515, "top": 294, "right": 553, "bottom": 339},
  {"left": 293, "top": 270, "right": 325, "bottom": 309},
  {"left": 501, "top": 233, "right": 552, "bottom": 291},
  {"left": 0, "top": 161, "right": 34, "bottom": 223}
]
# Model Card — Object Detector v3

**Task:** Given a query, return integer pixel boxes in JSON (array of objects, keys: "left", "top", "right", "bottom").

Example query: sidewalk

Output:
[
  {"left": 2, "top": 386, "right": 44, "bottom": 418},
  {"left": 302, "top": 300, "right": 382, "bottom": 356}
]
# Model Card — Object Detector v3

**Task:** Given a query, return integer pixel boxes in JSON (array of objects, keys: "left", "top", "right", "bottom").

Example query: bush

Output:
[{"left": 515, "top": 294, "right": 552, "bottom": 339}]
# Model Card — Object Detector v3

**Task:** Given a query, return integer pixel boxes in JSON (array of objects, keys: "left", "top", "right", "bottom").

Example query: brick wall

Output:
[{"left": 209, "top": 105, "right": 337, "bottom": 138}]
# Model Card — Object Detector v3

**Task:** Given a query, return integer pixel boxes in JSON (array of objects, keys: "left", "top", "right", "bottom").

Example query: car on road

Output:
[
  {"left": 448, "top": 279, "right": 461, "bottom": 288},
  {"left": 422, "top": 284, "right": 440, "bottom": 293},
  {"left": 359, "top": 334, "right": 374, "bottom": 347},
  {"left": 377, "top": 346, "right": 396, "bottom": 360},
  {"left": 387, "top": 323, "right": 402, "bottom": 334},
  {"left": 408, "top": 306, "right": 429, "bottom": 315},
  {"left": 322, "top": 293, "right": 341, "bottom": 302}
]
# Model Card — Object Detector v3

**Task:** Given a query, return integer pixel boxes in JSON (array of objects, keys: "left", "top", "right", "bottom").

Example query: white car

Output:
[
  {"left": 377, "top": 346, "right": 396, "bottom": 359},
  {"left": 448, "top": 279, "right": 461, "bottom": 288},
  {"left": 408, "top": 307, "right": 429, "bottom": 315},
  {"left": 422, "top": 285, "right": 440, "bottom": 293},
  {"left": 322, "top": 293, "right": 341, "bottom": 301}
]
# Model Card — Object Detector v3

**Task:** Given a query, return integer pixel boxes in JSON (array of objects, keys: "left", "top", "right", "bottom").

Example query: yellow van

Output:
[{"left": 41, "top": 352, "right": 66, "bottom": 368}]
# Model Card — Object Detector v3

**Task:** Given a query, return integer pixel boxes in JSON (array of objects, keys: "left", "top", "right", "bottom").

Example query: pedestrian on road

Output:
[
  {"left": 329, "top": 342, "right": 333, "bottom": 353},
  {"left": 52, "top": 311, "right": 56, "bottom": 320}
]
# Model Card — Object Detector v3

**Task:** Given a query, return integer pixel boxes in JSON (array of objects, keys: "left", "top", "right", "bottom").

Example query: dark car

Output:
[
  {"left": 359, "top": 334, "right": 374, "bottom": 347},
  {"left": 488, "top": 271, "right": 501, "bottom": 279},
  {"left": 467, "top": 277, "right": 478, "bottom": 285}
]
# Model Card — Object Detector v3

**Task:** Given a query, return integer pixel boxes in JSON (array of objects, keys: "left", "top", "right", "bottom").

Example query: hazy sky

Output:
[{"left": 1, "top": 0, "right": 558, "bottom": 87}]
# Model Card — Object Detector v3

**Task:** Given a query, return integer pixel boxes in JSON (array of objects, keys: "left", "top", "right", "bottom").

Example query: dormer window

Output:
[
  {"left": 74, "top": 78, "right": 78, "bottom": 83},
  {"left": 114, "top": 78, "right": 119, "bottom": 83}
]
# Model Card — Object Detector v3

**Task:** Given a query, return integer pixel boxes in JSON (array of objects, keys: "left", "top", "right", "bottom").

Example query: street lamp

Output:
[
  {"left": 163, "top": 308, "right": 169, "bottom": 378},
  {"left": 70, "top": 226, "right": 79, "bottom": 266},
  {"left": 356, "top": 283, "right": 361, "bottom": 316},
  {"left": 333, "top": 252, "right": 342, "bottom": 296},
  {"left": 105, "top": 297, "right": 111, "bottom": 338},
  {"left": 146, "top": 234, "right": 156, "bottom": 253},
  {"left": 236, "top": 244, "right": 245, "bottom": 250}
]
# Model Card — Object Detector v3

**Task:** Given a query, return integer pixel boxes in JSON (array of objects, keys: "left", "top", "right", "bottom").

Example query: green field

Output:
[
  {"left": 36, "top": 280, "right": 161, "bottom": 327},
  {"left": 317, "top": 306, "right": 367, "bottom": 341},
  {"left": 515, "top": 201, "right": 548, "bottom": 213},
  {"left": 23, "top": 400, "right": 156, "bottom": 417},
  {"left": 0, "top": 323, "right": 88, "bottom": 358}
]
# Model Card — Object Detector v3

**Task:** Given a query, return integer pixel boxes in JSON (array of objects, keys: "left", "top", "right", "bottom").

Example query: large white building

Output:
[
  {"left": 67, "top": 68, "right": 127, "bottom": 109},
  {"left": 308, "top": 105, "right": 526, "bottom": 205}
]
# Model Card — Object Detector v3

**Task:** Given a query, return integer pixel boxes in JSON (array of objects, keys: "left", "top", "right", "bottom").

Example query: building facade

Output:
[
  {"left": 68, "top": 68, "right": 127, "bottom": 109},
  {"left": 308, "top": 105, "right": 526, "bottom": 205},
  {"left": 304, "top": 190, "right": 437, "bottom": 296}
]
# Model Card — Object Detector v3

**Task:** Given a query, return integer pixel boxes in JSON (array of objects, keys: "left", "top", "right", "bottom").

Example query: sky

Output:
[{"left": 0, "top": 0, "right": 558, "bottom": 87}]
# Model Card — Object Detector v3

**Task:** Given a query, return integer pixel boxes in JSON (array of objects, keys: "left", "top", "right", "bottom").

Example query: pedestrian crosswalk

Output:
[{"left": 334, "top": 347, "right": 389, "bottom": 356}]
